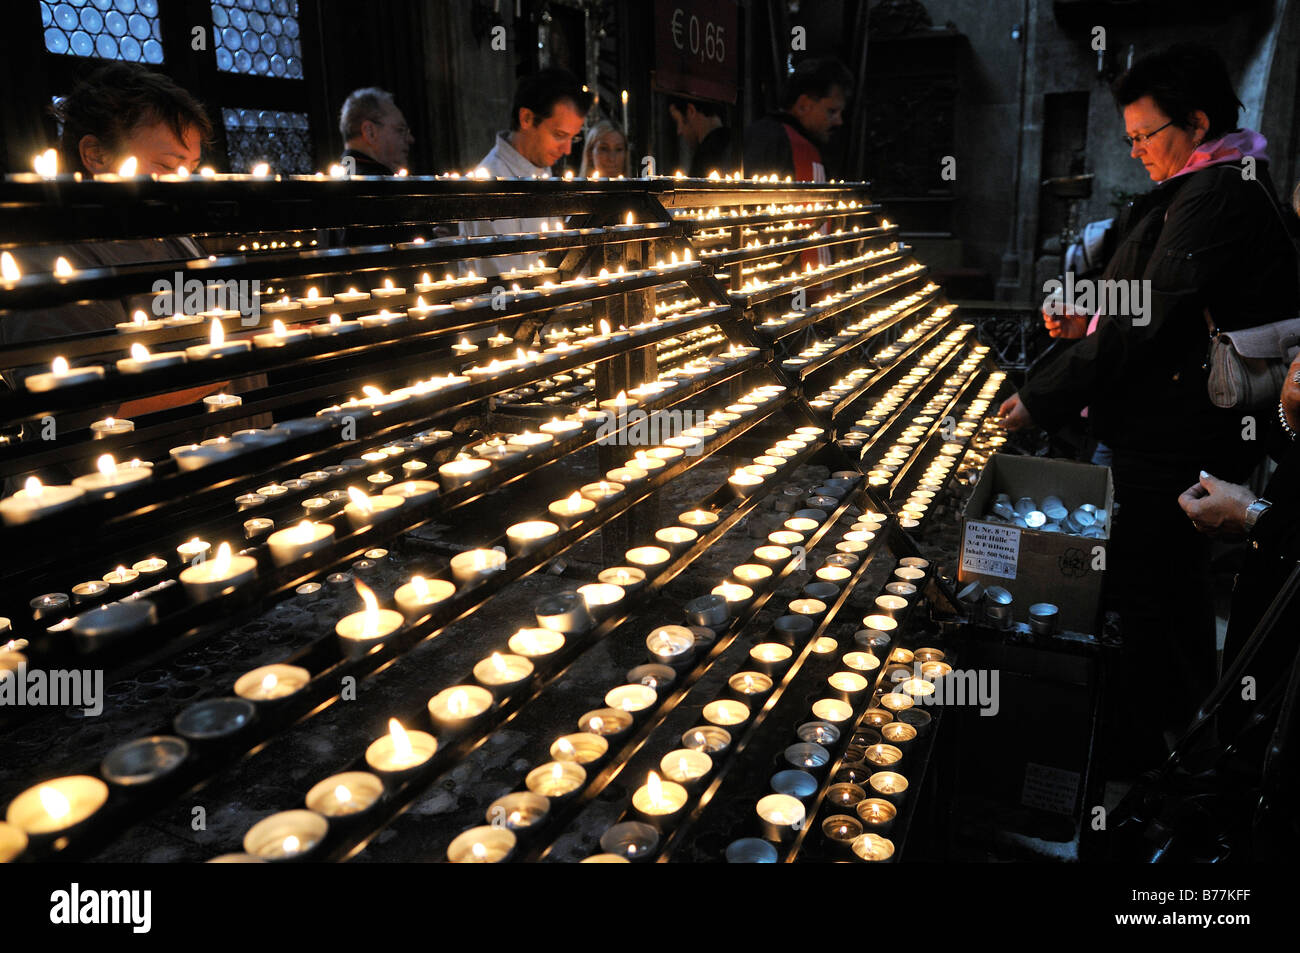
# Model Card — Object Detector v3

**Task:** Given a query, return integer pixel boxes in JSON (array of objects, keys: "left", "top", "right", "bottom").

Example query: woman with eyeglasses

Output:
[
  {"left": 997, "top": 44, "right": 1300, "bottom": 762},
  {"left": 579, "top": 120, "right": 631, "bottom": 179}
]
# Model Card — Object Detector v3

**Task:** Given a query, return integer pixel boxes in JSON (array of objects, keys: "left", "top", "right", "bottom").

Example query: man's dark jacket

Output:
[
  {"left": 342, "top": 147, "right": 394, "bottom": 176},
  {"left": 1019, "top": 162, "right": 1300, "bottom": 492}
]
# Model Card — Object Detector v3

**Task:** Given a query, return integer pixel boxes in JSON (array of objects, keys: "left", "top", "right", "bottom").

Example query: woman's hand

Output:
[
  {"left": 1042, "top": 303, "right": 1089, "bottom": 339},
  {"left": 1177, "top": 470, "right": 1256, "bottom": 537},
  {"left": 997, "top": 393, "right": 1034, "bottom": 431}
]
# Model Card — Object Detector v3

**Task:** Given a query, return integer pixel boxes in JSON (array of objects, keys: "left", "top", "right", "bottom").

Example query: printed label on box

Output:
[{"left": 961, "top": 522, "right": 1021, "bottom": 580}]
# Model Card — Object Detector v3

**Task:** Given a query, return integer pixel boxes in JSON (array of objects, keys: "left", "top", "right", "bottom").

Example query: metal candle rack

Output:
[{"left": 0, "top": 173, "right": 1005, "bottom": 863}]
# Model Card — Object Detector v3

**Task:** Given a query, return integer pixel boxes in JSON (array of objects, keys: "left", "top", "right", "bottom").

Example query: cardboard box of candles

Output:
[{"left": 958, "top": 453, "right": 1114, "bottom": 635}]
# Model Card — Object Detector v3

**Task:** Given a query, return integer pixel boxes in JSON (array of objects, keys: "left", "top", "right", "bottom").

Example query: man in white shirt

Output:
[{"left": 460, "top": 68, "right": 592, "bottom": 276}]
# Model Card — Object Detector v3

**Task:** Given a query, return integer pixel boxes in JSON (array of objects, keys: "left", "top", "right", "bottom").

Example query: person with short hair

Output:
[
  {"left": 742, "top": 58, "right": 853, "bottom": 181},
  {"left": 339, "top": 87, "right": 413, "bottom": 175},
  {"left": 579, "top": 120, "right": 629, "bottom": 178},
  {"left": 52, "top": 61, "right": 211, "bottom": 175},
  {"left": 459, "top": 68, "right": 592, "bottom": 275},
  {"left": 667, "top": 95, "right": 732, "bottom": 178}
]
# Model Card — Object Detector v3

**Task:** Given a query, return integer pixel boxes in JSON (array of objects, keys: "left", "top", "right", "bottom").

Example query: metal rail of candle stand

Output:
[
  {"left": 303, "top": 433, "right": 852, "bottom": 864},
  {"left": 0, "top": 347, "right": 773, "bottom": 651},
  {"left": 0, "top": 265, "right": 719, "bottom": 422},
  {"left": 643, "top": 518, "right": 910, "bottom": 862},
  {"left": 444, "top": 463, "right": 873, "bottom": 864},
  {"left": 1, "top": 405, "right": 832, "bottom": 860},
  {"left": 828, "top": 312, "right": 968, "bottom": 420},
  {"left": 751, "top": 256, "right": 919, "bottom": 343}
]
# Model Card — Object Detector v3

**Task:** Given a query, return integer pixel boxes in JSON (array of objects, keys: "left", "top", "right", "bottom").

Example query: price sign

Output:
[{"left": 653, "top": 0, "right": 739, "bottom": 103}]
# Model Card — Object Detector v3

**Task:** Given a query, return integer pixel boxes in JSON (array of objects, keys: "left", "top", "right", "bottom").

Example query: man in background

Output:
[
  {"left": 460, "top": 68, "right": 591, "bottom": 275},
  {"left": 668, "top": 95, "right": 733, "bottom": 178},
  {"left": 339, "top": 87, "right": 413, "bottom": 175},
  {"left": 743, "top": 58, "right": 853, "bottom": 182}
]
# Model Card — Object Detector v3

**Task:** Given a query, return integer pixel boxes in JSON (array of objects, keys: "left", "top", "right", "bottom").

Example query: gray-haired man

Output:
[{"left": 339, "top": 87, "right": 413, "bottom": 175}]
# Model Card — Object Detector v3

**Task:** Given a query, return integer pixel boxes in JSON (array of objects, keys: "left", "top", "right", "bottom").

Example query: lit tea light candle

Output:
[
  {"left": 89, "top": 416, "right": 134, "bottom": 440},
  {"left": 526, "top": 761, "right": 585, "bottom": 798},
  {"left": 365, "top": 718, "right": 437, "bottom": 779},
  {"left": 750, "top": 642, "right": 793, "bottom": 673},
  {"left": 185, "top": 319, "right": 251, "bottom": 360},
  {"left": 203, "top": 392, "right": 243, "bottom": 413},
  {"left": 861, "top": 614, "right": 899, "bottom": 635},
  {"left": 598, "top": 390, "right": 638, "bottom": 415},
  {"left": 371, "top": 278, "right": 406, "bottom": 298},
  {"left": 868, "top": 771, "right": 909, "bottom": 804},
  {"left": 506, "top": 627, "right": 564, "bottom": 660},
  {"left": 450, "top": 548, "right": 507, "bottom": 585},
  {"left": 580, "top": 708, "right": 634, "bottom": 740},
  {"left": 882, "top": 722, "right": 918, "bottom": 746},
  {"left": 768, "top": 530, "right": 804, "bottom": 548},
  {"left": 343, "top": 486, "right": 405, "bottom": 529},
  {"left": 179, "top": 542, "right": 257, "bottom": 602},
  {"left": 729, "top": 671, "right": 773, "bottom": 697},
  {"left": 505, "top": 520, "right": 560, "bottom": 556},
  {"left": 551, "top": 733, "right": 609, "bottom": 766},
  {"left": 711, "top": 581, "right": 754, "bottom": 610},
  {"left": 101, "top": 565, "right": 139, "bottom": 588},
  {"left": 578, "top": 583, "right": 625, "bottom": 614},
  {"left": 626, "top": 545, "right": 671, "bottom": 570},
  {"left": 254, "top": 318, "right": 311, "bottom": 348},
  {"left": 733, "top": 563, "right": 773, "bottom": 589},
  {"left": 305, "top": 771, "right": 382, "bottom": 819},
  {"left": 115, "top": 342, "right": 187, "bottom": 374},
  {"left": 357, "top": 309, "right": 406, "bottom": 328},
  {"left": 828, "top": 670, "right": 871, "bottom": 700},
  {"left": 266, "top": 520, "right": 335, "bottom": 566},
  {"left": 811, "top": 698, "right": 854, "bottom": 724},
  {"left": 646, "top": 625, "right": 695, "bottom": 666},
  {"left": 703, "top": 699, "right": 750, "bottom": 727},
  {"left": 68, "top": 454, "right": 150, "bottom": 498},
  {"left": 660, "top": 748, "right": 712, "bottom": 786},
  {"left": 842, "top": 651, "right": 881, "bottom": 673},
  {"left": 756, "top": 793, "right": 805, "bottom": 843},
  {"left": 438, "top": 456, "right": 492, "bottom": 492},
  {"left": 874, "top": 595, "right": 910, "bottom": 617},
  {"left": 0, "top": 477, "right": 84, "bottom": 525},
  {"left": 539, "top": 417, "right": 583, "bottom": 438},
  {"left": 486, "top": 791, "right": 550, "bottom": 834},
  {"left": 752, "top": 545, "right": 792, "bottom": 567},
  {"left": 506, "top": 431, "right": 554, "bottom": 455},
  {"left": 5, "top": 776, "right": 109, "bottom": 835},
  {"left": 427, "top": 685, "right": 494, "bottom": 733},
  {"left": 334, "top": 287, "right": 369, "bottom": 303},
  {"left": 655, "top": 526, "right": 697, "bottom": 551},
  {"left": 579, "top": 480, "right": 624, "bottom": 505},
  {"left": 879, "top": 692, "right": 914, "bottom": 713},
  {"left": 234, "top": 664, "right": 311, "bottom": 702},
  {"left": 24, "top": 356, "right": 106, "bottom": 392},
  {"left": 336, "top": 580, "right": 403, "bottom": 659},
  {"left": 728, "top": 468, "right": 764, "bottom": 497},
  {"left": 393, "top": 575, "right": 455, "bottom": 618},
  {"left": 683, "top": 725, "right": 731, "bottom": 754},
  {"left": 628, "top": 450, "right": 667, "bottom": 475},
  {"left": 851, "top": 831, "right": 895, "bottom": 863},
  {"left": 898, "top": 677, "right": 935, "bottom": 698},
  {"left": 310, "top": 313, "right": 363, "bottom": 336},
  {"left": 473, "top": 651, "right": 534, "bottom": 691},
  {"left": 632, "top": 771, "right": 688, "bottom": 830}
]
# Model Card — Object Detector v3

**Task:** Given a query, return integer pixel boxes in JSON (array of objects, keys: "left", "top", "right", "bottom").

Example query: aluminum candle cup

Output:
[
  {"left": 605, "top": 683, "right": 658, "bottom": 716},
  {"left": 438, "top": 457, "right": 492, "bottom": 491},
  {"left": 823, "top": 815, "right": 864, "bottom": 853},
  {"left": 179, "top": 543, "right": 257, "bottom": 602},
  {"left": 984, "top": 585, "right": 1014, "bottom": 629},
  {"left": 627, "top": 664, "right": 676, "bottom": 692},
  {"left": 505, "top": 520, "right": 560, "bottom": 556},
  {"left": 827, "top": 670, "right": 871, "bottom": 703},
  {"left": 703, "top": 699, "right": 750, "bottom": 728},
  {"left": 305, "top": 771, "right": 384, "bottom": 823},
  {"left": 234, "top": 665, "right": 310, "bottom": 704},
  {"left": 365, "top": 719, "right": 437, "bottom": 782},
  {"left": 626, "top": 546, "right": 671, "bottom": 571},
  {"left": 448, "top": 826, "right": 517, "bottom": 863},
  {"left": 811, "top": 698, "right": 854, "bottom": 725},
  {"left": 685, "top": 594, "right": 730, "bottom": 629},
  {"left": 711, "top": 581, "right": 754, "bottom": 612},
  {"left": 508, "top": 628, "right": 566, "bottom": 661},
  {"left": 450, "top": 549, "right": 508, "bottom": 586},
  {"left": 682, "top": 725, "right": 731, "bottom": 755},
  {"left": 646, "top": 625, "right": 696, "bottom": 667},
  {"left": 655, "top": 526, "right": 698, "bottom": 555},
  {"left": 873, "top": 594, "right": 910, "bottom": 619},
  {"left": 659, "top": 748, "right": 713, "bottom": 788},
  {"left": 599, "top": 566, "right": 646, "bottom": 593},
  {"left": 99, "top": 736, "right": 189, "bottom": 788},
  {"left": 826, "top": 782, "right": 866, "bottom": 813},
  {"left": 756, "top": 793, "right": 806, "bottom": 843},
  {"left": 856, "top": 797, "right": 897, "bottom": 834},
  {"left": 525, "top": 761, "right": 586, "bottom": 802},
  {"left": 579, "top": 708, "right": 634, "bottom": 743},
  {"left": 631, "top": 772, "right": 689, "bottom": 831},
  {"left": 1029, "top": 602, "right": 1059, "bottom": 635},
  {"left": 486, "top": 792, "right": 551, "bottom": 835},
  {"left": 535, "top": 591, "right": 593, "bottom": 634},
  {"left": 473, "top": 653, "right": 534, "bottom": 694},
  {"left": 882, "top": 722, "right": 918, "bottom": 748},
  {"left": 851, "top": 832, "right": 896, "bottom": 863},
  {"left": 728, "top": 670, "right": 774, "bottom": 700},
  {"left": 785, "top": 742, "right": 832, "bottom": 773},
  {"left": 335, "top": 582, "right": 404, "bottom": 659},
  {"left": 551, "top": 732, "right": 609, "bottom": 768},
  {"left": 732, "top": 563, "right": 774, "bottom": 591},
  {"left": 343, "top": 490, "right": 404, "bottom": 530},
  {"left": 243, "top": 810, "right": 329, "bottom": 862},
  {"left": 749, "top": 641, "right": 794, "bottom": 675},
  {"left": 753, "top": 545, "right": 793, "bottom": 569},
  {"left": 896, "top": 707, "right": 932, "bottom": 736},
  {"left": 773, "top": 614, "right": 815, "bottom": 643},
  {"left": 868, "top": 771, "right": 909, "bottom": 804},
  {"left": 894, "top": 566, "right": 926, "bottom": 584},
  {"left": 599, "top": 821, "right": 660, "bottom": 862},
  {"left": 266, "top": 520, "right": 335, "bottom": 567},
  {"left": 393, "top": 576, "right": 455, "bottom": 619},
  {"left": 427, "top": 685, "right": 495, "bottom": 734}
]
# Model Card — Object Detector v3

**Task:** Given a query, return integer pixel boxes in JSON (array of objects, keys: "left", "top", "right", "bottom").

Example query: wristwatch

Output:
[{"left": 1244, "top": 498, "right": 1273, "bottom": 539}]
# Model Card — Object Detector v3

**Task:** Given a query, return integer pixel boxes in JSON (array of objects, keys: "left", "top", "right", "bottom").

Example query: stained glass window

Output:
[
  {"left": 223, "top": 107, "right": 312, "bottom": 173},
  {"left": 210, "top": 0, "right": 302, "bottom": 79},
  {"left": 41, "top": 0, "right": 164, "bottom": 63}
]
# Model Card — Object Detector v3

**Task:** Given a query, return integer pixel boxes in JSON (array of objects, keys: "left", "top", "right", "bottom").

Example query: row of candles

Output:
[
  {"left": 4, "top": 381, "right": 808, "bottom": 854},
  {"left": 438, "top": 462, "right": 861, "bottom": 863},
  {"left": 590, "top": 497, "right": 915, "bottom": 862},
  {"left": 732, "top": 244, "right": 904, "bottom": 297},
  {"left": 208, "top": 415, "right": 836, "bottom": 862},
  {"left": 734, "top": 555, "right": 942, "bottom": 863},
  {"left": 757, "top": 262, "right": 921, "bottom": 338}
]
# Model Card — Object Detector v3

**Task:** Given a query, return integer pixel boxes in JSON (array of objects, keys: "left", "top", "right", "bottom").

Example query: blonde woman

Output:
[{"left": 579, "top": 120, "right": 629, "bottom": 178}]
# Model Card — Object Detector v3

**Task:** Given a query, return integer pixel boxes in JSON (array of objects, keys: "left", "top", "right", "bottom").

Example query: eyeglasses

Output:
[{"left": 1122, "top": 120, "right": 1174, "bottom": 148}]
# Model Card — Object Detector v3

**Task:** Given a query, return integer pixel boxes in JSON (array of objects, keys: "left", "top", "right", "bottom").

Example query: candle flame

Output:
[
  {"left": 625, "top": 211, "right": 635, "bottom": 226},
  {"left": 448, "top": 688, "right": 468, "bottom": 717},
  {"left": 209, "top": 319, "right": 225, "bottom": 347},
  {"left": 590, "top": 716, "right": 604, "bottom": 733},
  {"left": 214, "top": 542, "right": 232, "bottom": 575},
  {"left": 471, "top": 842, "right": 487, "bottom": 860},
  {"left": 383, "top": 278, "right": 394, "bottom": 290},
  {"left": 678, "top": 756, "right": 690, "bottom": 778},
  {"left": 175, "top": 165, "right": 189, "bottom": 178},
  {"left": 347, "top": 486, "right": 373, "bottom": 514},
  {"left": 551, "top": 763, "right": 564, "bottom": 780},
  {"left": 251, "top": 162, "right": 270, "bottom": 177},
  {"left": 387, "top": 717, "right": 412, "bottom": 764},
  {"left": 1, "top": 252, "right": 21, "bottom": 282},
  {"left": 261, "top": 673, "right": 278, "bottom": 693},
  {"left": 356, "top": 579, "right": 380, "bottom": 637},
  {"left": 272, "top": 319, "right": 288, "bottom": 337},
  {"left": 490, "top": 652, "right": 508, "bottom": 676},
  {"left": 39, "top": 785, "right": 70, "bottom": 820},
  {"left": 334, "top": 784, "right": 352, "bottom": 804},
  {"left": 555, "top": 737, "right": 575, "bottom": 758},
  {"left": 282, "top": 835, "right": 300, "bottom": 854},
  {"left": 24, "top": 476, "right": 42, "bottom": 498},
  {"left": 599, "top": 318, "right": 610, "bottom": 335},
  {"left": 54, "top": 257, "right": 74, "bottom": 277},
  {"left": 118, "top": 156, "right": 138, "bottom": 176},
  {"left": 290, "top": 520, "right": 315, "bottom": 543},
  {"left": 411, "top": 575, "right": 429, "bottom": 600},
  {"left": 96, "top": 453, "right": 117, "bottom": 476},
  {"left": 33, "top": 148, "right": 58, "bottom": 177}
]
